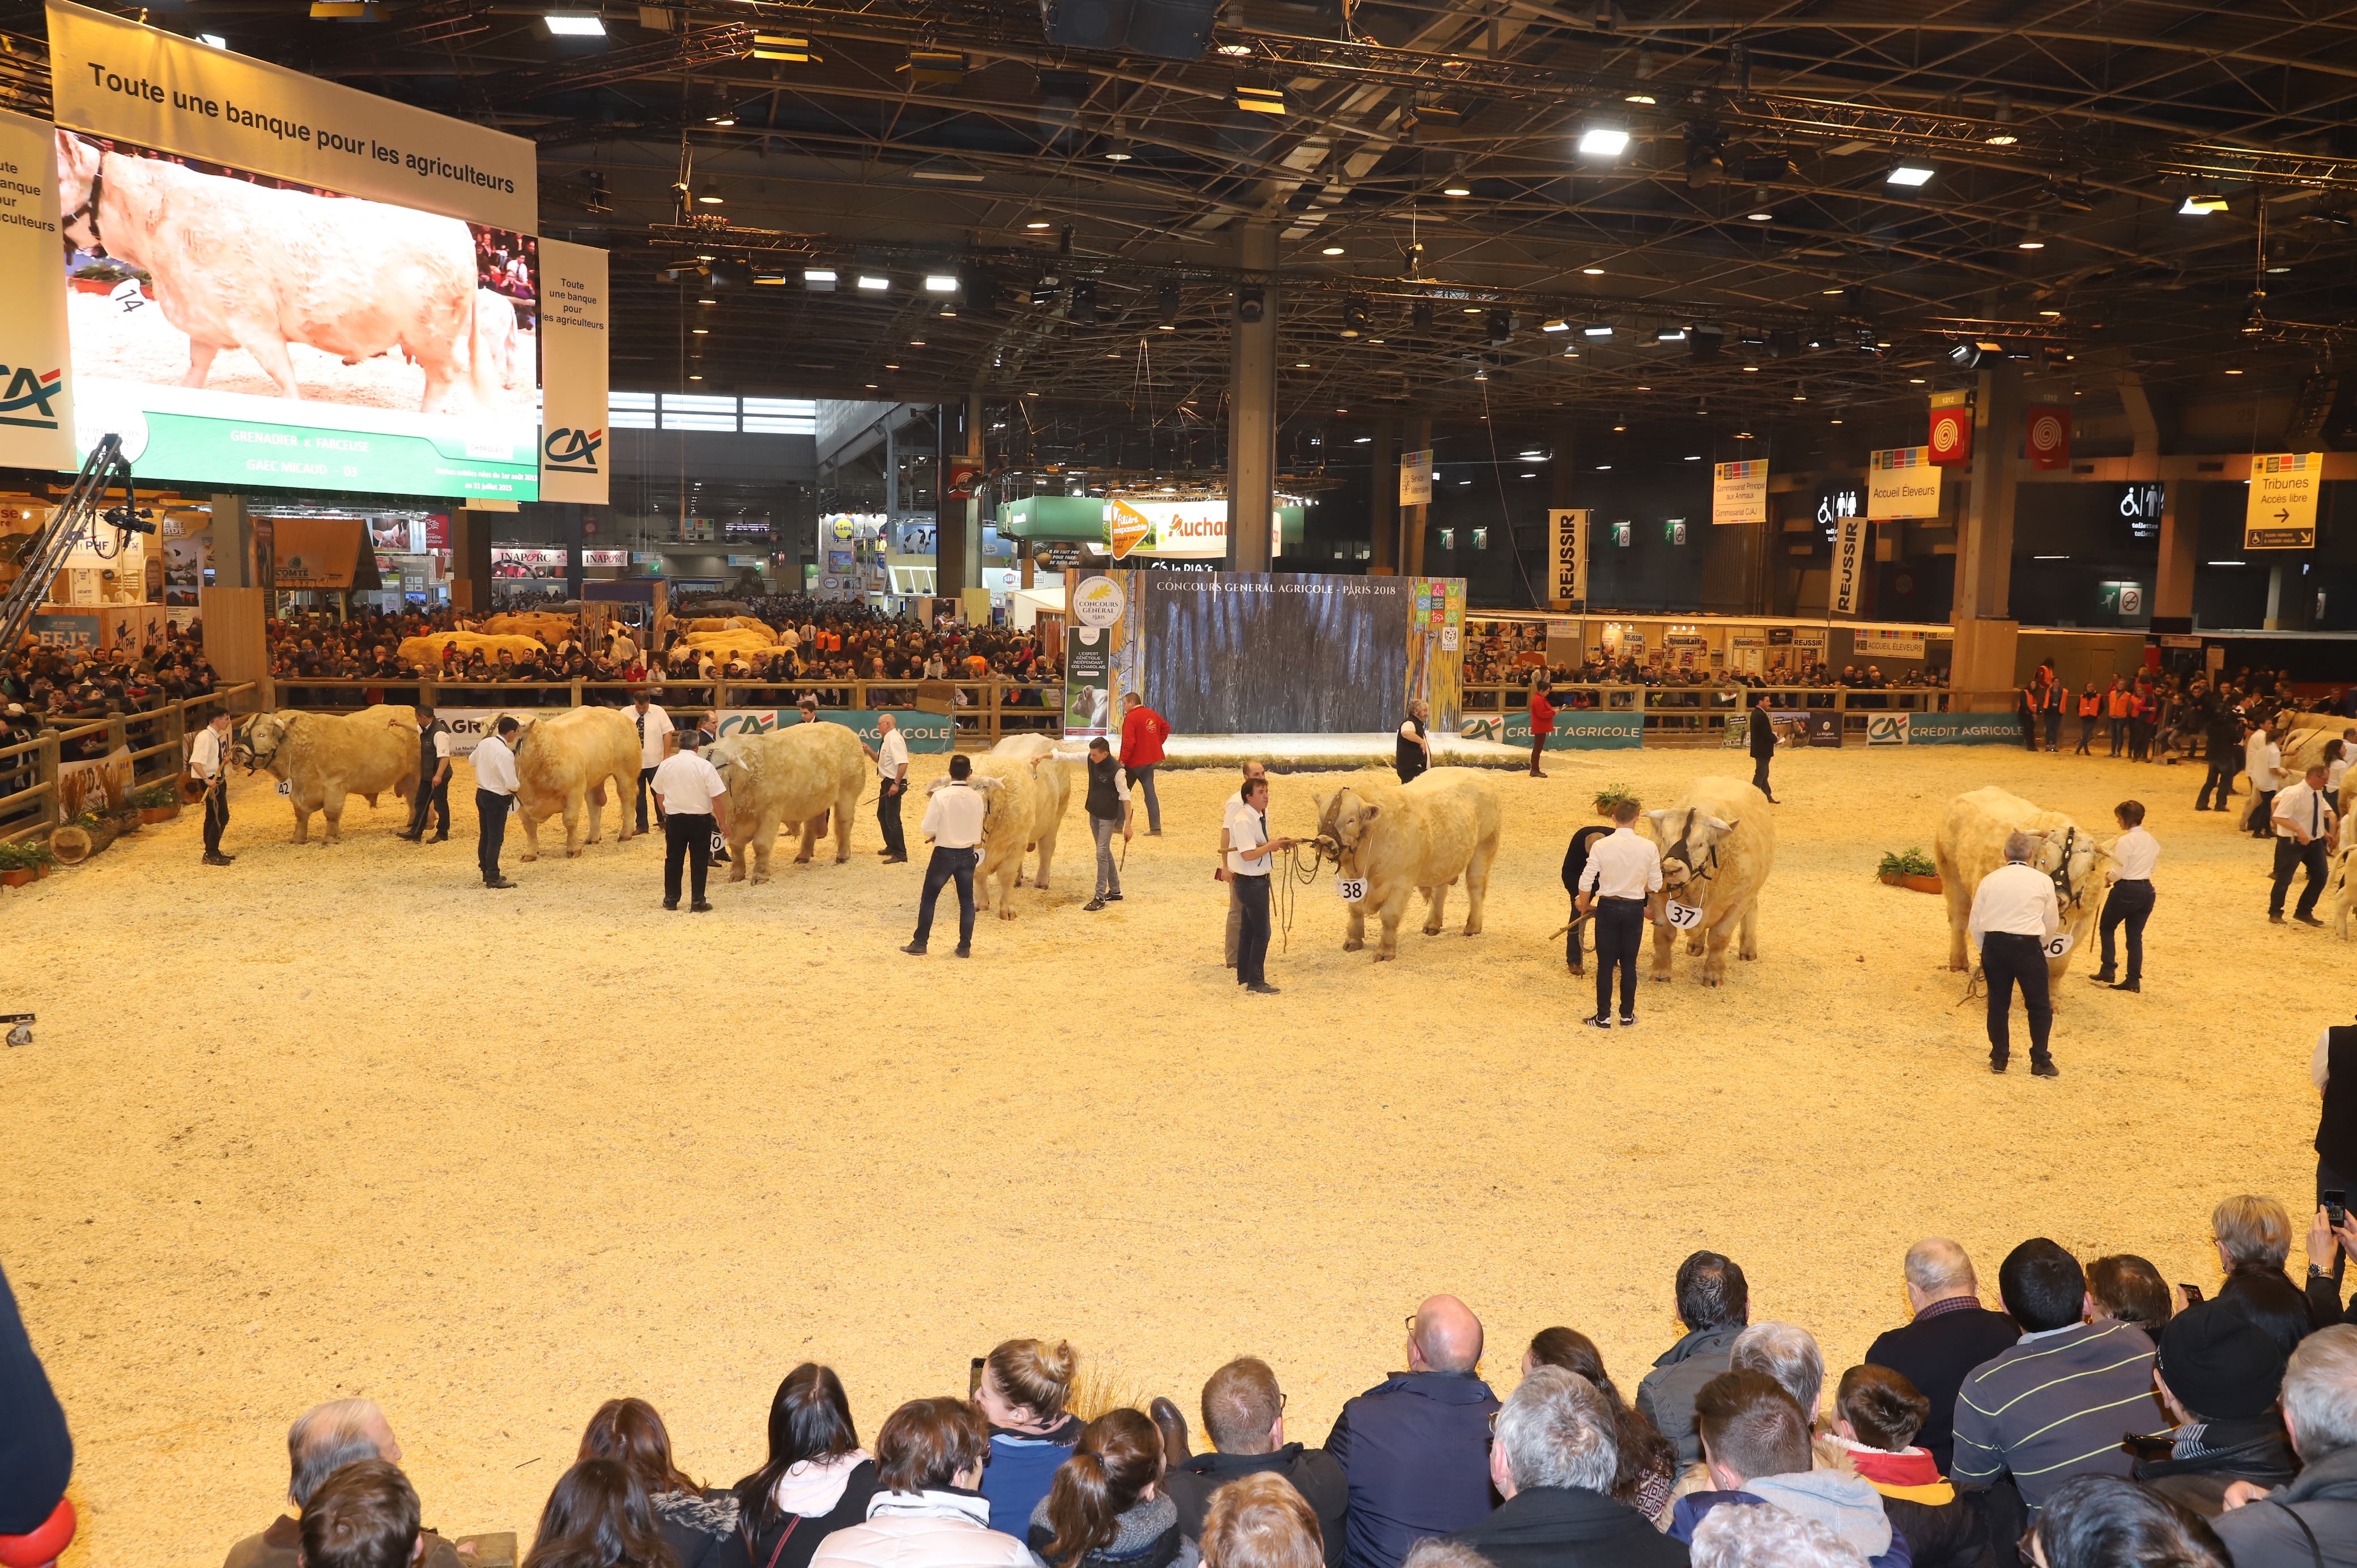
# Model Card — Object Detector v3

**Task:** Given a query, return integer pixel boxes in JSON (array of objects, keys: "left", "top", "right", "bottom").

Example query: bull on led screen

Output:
[{"left": 53, "top": 131, "right": 542, "bottom": 502}]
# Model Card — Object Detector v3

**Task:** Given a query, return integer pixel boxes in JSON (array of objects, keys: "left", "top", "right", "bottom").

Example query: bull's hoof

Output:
[
  {"left": 794, "top": 855, "right": 812, "bottom": 865},
  {"left": 1739, "top": 950, "right": 1757, "bottom": 961},
  {"left": 832, "top": 856, "right": 849, "bottom": 866},
  {"left": 1423, "top": 926, "right": 1442, "bottom": 937},
  {"left": 1462, "top": 927, "right": 1482, "bottom": 938},
  {"left": 565, "top": 849, "right": 581, "bottom": 859},
  {"left": 1373, "top": 952, "right": 1396, "bottom": 962},
  {"left": 750, "top": 874, "right": 770, "bottom": 886},
  {"left": 1343, "top": 938, "right": 1364, "bottom": 951},
  {"left": 520, "top": 852, "right": 539, "bottom": 863},
  {"left": 1650, "top": 973, "right": 1671, "bottom": 983},
  {"left": 1702, "top": 975, "right": 1723, "bottom": 987},
  {"left": 727, "top": 865, "right": 747, "bottom": 883}
]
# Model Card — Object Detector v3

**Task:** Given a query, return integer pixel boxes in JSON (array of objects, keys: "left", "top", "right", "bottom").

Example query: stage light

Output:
[
  {"left": 2181, "top": 194, "right": 2228, "bottom": 214},
  {"left": 1577, "top": 125, "right": 1631, "bottom": 157},
  {"left": 1541, "top": 319, "right": 1569, "bottom": 333},
  {"left": 1582, "top": 265, "right": 1606, "bottom": 275},
  {"left": 1624, "top": 93, "right": 1656, "bottom": 105},
  {"left": 1582, "top": 324, "right": 1613, "bottom": 338},
  {"left": 197, "top": 32, "right": 227, "bottom": 46},
  {"left": 856, "top": 274, "right": 889, "bottom": 291},
  {"left": 1101, "top": 133, "right": 1134, "bottom": 162},
  {"left": 752, "top": 34, "right": 819, "bottom": 61},
  {"left": 1321, "top": 245, "right": 1346, "bottom": 256},
  {"left": 2018, "top": 216, "right": 2044, "bottom": 249},
  {"left": 1745, "top": 189, "right": 1774, "bottom": 220},
  {"left": 1340, "top": 297, "right": 1369, "bottom": 338},
  {"left": 1658, "top": 326, "right": 1686, "bottom": 342},
  {"left": 696, "top": 181, "right": 724, "bottom": 204},
  {"left": 924, "top": 275, "right": 959, "bottom": 292},
  {"left": 1442, "top": 182, "right": 1472, "bottom": 197},
  {"left": 543, "top": 12, "right": 603, "bottom": 33},
  {"left": 802, "top": 269, "right": 837, "bottom": 290},
  {"left": 1887, "top": 164, "right": 1935, "bottom": 186}
]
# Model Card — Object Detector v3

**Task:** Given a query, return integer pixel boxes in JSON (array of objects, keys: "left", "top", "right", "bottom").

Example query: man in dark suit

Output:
[
  {"left": 1747, "top": 693, "right": 1780, "bottom": 803},
  {"left": 1862, "top": 1238, "right": 2019, "bottom": 1476}
]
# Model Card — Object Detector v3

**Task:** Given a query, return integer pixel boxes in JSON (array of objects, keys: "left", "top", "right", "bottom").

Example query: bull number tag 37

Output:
[
  {"left": 2043, "top": 931, "right": 2074, "bottom": 958},
  {"left": 1335, "top": 876, "right": 1367, "bottom": 904},
  {"left": 1666, "top": 900, "right": 1704, "bottom": 930}
]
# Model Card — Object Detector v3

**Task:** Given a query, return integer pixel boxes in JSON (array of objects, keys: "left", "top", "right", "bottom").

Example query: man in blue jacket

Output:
[
  {"left": 1326, "top": 1296, "right": 1501, "bottom": 1568},
  {"left": 0, "top": 1259, "right": 73, "bottom": 1544}
]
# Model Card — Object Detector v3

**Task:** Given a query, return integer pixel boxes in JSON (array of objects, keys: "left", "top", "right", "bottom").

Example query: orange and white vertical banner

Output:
[
  {"left": 0, "top": 106, "right": 76, "bottom": 472},
  {"left": 537, "top": 238, "right": 609, "bottom": 503}
]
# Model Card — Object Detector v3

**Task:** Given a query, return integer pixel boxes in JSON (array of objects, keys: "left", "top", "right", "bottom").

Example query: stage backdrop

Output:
[{"left": 1117, "top": 571, "right": 1420, "bottom": 734}]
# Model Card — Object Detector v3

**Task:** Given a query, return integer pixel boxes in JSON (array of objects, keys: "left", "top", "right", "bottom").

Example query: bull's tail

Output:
[{"left": 466, "top": 288, "right": 505, "bottom": 413}]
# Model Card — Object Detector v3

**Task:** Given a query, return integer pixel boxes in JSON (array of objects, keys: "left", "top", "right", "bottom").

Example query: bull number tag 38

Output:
[
  {"left": 275, "top": 781, "right": 291, "bottom": 798},
  {"left": 1666, "top": 900, "right": 1704, "bottom": 930},
  {"left": 1335, "top": 876, "right": 1367, "bottom": 904},
  {"left": 2043, "top": 931, "right": 2074, "bottom": 959}
]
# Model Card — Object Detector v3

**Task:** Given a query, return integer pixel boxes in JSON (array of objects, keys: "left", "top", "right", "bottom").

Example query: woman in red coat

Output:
[{"left": 1528, "top": 676, "right": 1556, "bottom": 778}]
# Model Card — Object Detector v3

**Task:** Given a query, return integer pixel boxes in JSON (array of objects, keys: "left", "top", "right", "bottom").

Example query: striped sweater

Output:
[{"left": 1950, "top": 1320, "right": 2159, "bottom": 1512}]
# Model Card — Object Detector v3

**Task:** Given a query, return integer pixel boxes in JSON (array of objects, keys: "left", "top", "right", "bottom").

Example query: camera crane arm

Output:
[{"left": 0, "top": 434, "right": 152, "bottom": 660}]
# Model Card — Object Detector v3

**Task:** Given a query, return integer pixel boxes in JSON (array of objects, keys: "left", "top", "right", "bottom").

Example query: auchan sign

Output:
[{"left": 1111, "top": 500, "right": 1229, "bottom": 557}]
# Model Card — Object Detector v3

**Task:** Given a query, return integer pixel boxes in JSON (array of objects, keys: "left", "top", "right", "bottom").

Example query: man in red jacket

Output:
[
  {"left": 1528, "top": 678, "right": 1556, "bottom": 778},
  {"left": 1120, "top": 693, "right": 1171, "bottom": 835}
]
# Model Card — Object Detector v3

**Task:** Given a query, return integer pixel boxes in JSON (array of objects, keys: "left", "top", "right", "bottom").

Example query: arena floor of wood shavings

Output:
[{"left": 2, "top": 742, "right": 2348, "bottom": 1567}]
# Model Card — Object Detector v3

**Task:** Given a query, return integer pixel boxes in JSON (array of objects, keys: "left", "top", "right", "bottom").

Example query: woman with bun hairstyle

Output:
[
  {"left": 1028, "top": 1409, "right": 1195, "bottom": 1568},
  {"left": 974, "top": 1339, "right": 1083, "bottom": 1534}
]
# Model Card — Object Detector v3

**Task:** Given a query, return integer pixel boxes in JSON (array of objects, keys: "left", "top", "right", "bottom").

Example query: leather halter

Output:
[
  {"left": 1661, "top": 808, "right": 1723, "bottom": 904},
  {"left": 63, "top": 171, "right": 106, "bottom": 255}
]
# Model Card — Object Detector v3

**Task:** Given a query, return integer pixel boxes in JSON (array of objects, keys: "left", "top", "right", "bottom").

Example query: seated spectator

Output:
[
  {"left": 2130, "top": 1299, "right": 2295, "bottom": 1515},
  {"left": 2024, "top": 1475, "right": 2228, "bottom": 1568},
  {"left": 577, "top": 1396, "right": 737, "bottom": 1567},
  {"left": 1730, "top": 1322, "right": 1825, "bottom": 1431},
  {"left": 1637, "top": 1254, "right": 1750, "bottom": 1467},
  {"left": 2209, "top": 1196, "right": 2318, "bottom": 1357},
  {"left": 522, "top": 1457, "right": 671, "bottom": 1568},
  {"left": 1668, "top": 1373, "right": 1901, "bottom": 1568},
  {"left": 730, "top": 1364, "right": 878, "bottom": 1568},
  {"left": 975, "top": 1339, "right": 1084, "bottom": 1536},
  {"left": 1328, "top": 1296, "right": 1500, "bottom": 1568},
  {"left": 299, "top": 1459, "right": 422, "bottom": 1568},
  {"left": 1688, "top": 1504, "right": 1867, "bottom": 1568},
  {"left": 1524, "top": 1328, "right": 1677, "bottom": 1522},
  {"left": 1204, "top": 1473, "right": 1327, "bottom": 1568},
  {"left": 1443, "top": 1364, "right": 1686, "bottom": 1567},
  {"left": 1864, "top": 1239, "right": 2020, "bottom": 1476},
  {"left": 1829, "top": 1365, "right": 1992, "bottom": 1568},
  {"left": 1952, "top": 1239, "right": 2158, "bottom": 1515},
  {"left": 809, "top": 1396, "right": 1032, "bottom": 1568},
  {"left": 2214, "top": 1323, "right": 2357, "bottom": 1563},
  {"left": 1161, "top": 1358, "right": 1347, "bottom": 1567},
  {"left": 227, "top": 1399, "right": 465, "bottom": 1568},
  {"left": 1029, "top": 1408, "right": 1193, "bottom": 1568},
  {"left": 2087, "top": 1256, "right": 2173, "bottom": 1337}
]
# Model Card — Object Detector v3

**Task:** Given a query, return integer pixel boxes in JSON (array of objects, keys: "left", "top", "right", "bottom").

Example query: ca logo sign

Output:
[
  {"left": 543, "top": 427, "right": 603, "bottom": 471},
  {"left": 0, "top": 364, "right": 65, "bottom": 429}
]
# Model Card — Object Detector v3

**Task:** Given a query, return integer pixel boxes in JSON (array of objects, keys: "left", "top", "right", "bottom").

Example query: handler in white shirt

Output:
[
  {"left": 652, "top": 737, "right": 730, "bottom": 912},
  {"left": 2248, "top": 722, "right": 2285, "bottom": 839},
  {"left": 1223, "top": 775, "right": 1292, "bottom": 994},
  {"left": 1574, "top": 798, "right": 1663, "bottom": 1029},
  {"left": 471, "top": 716, "right": 522, "bottom": 889},
  {"left": 628, "top": 688, "right": 671, "bottom": 834},
  {"left": 190, "top": 711, "right": 234, "bottom": 867},
  {"left": 2271, "top": 763, "right": 2339, "bottom": 927},
  {"left": 1968, "top": 831, "right": 2061, "bottom": 1076},
  {"left": 903, "top": 752, "right": 988, "bottom": 957},
  {"left": 875, "top": 715, "right": 911, "bottom": 863},
  {"left": 2092, "top": 800, "right": 2158, "bottom": 992}
]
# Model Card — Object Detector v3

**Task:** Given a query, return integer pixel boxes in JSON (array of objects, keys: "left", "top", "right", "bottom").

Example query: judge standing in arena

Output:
[
  {"left": 190, "top": 710, "right": 234, "bottom": 867},
  {"left": 472, "top": 715, "right": 521, "bottom": 889},
  {"left": 1746, "top": 693, "right": 1781, "bottom": 803},
  {"left": 396, "top": 701, "right": 452, "bottom": 843},
  {"left": 1575, "top": 796, "right": 1662, "bottom": 1029},
  {"left": 628, "top": 687, "right": 671, "bottom": 834},
  {"left": 652, "top": 731, "right": 730, "bottom": 913},
  {"left": 1969, "top": 831, "right": 2060, "bottom": 1077},
  {"left": 2090, "top": 801, "right": 2158, "bottom": 992}
]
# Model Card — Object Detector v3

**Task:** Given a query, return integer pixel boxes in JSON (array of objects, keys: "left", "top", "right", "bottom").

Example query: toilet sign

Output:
[{"left": 2245, "top": 453, "right": 2321, "bottom": 549}]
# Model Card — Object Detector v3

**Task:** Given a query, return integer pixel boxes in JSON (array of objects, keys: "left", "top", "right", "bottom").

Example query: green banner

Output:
[
  {"left": 1460, "top": 709, "right": 1644, "bottom": 750},
  {"left": 1906, "top": 712, "right": 2023, "bottom": 745},
  {"left": 118, "top": 408, "right": 538, "bottom": 501}
]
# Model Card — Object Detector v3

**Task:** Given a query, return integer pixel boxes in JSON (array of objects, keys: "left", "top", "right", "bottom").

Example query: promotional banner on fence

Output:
[
  {"left": 1868, "top": 447, "right": 1941, "bottom": 520},
  {"left": 538, "top": 239, "right": 609, "bottom": 504},
  {"left": 44, "top": 1, "right": 577, "bottom": 502},
  {"left": 0, "top": 106, "right": 75, "bottom": 472},
  {"left": 1906, "top": 712, "right": 2023, "bottom": 745},
  {"left": 1712, "top": 460, "right": 1768, "bottom": 524},
  {"left": 1832, "top": 517, "right": 1867, "bottom": 615},
  {"left": 1462, "top": 709, "right": 1643, "bottom": 750},
  {"left": 1547, "top": 508, "right": 1588, "bottom": 603},
  {"left": 712, "top": 710, "right": 955, "bottom": 753}
]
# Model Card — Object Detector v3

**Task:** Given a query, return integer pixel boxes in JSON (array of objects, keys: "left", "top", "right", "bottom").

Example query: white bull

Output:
[
  {"left": 1934, "top": 785, "right": 2115, "bottom": 982},
  {"left": 1314, "top": 768, "right": 1503, "bottom": 961},
  {"left": 55, "top": 133, "right": 503, "bottom": 414},
  {"left": 706, "top": 722, "right": 870, "bottom": 877},
  {"left": 1639, "top": 776, "right": 1776, "bottom": 986},
  {"left": 967, "top": 735, "right": 1076, "bottom": 918}
]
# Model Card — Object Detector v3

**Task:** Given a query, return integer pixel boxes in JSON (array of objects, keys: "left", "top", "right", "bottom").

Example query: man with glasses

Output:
[
  {"left": 1325, "top": 1297, "right": 1500, "bottom": 1568},
  {"left": 1162, "top": 1358, "right": 1348, "bottom": 1568}
]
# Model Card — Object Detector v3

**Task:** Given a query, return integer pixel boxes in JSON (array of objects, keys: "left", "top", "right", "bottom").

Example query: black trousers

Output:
[
  {"left": 1981, "top": 931, "right": 2053, "bottom": 1068},
  {"left": 406, "top": 772, "right": 449, "bottom": 837},
  {"left": 636, "top": 765, "right": 657, "bottom": 833},
  {"left": 1750, "top": 752, "right": 1772, "bottom": 796},
  {"left": 663, "top": 811, "right": 713, "bottom": 905},
  {"left": 2273, "top": 837, "right": 2330, "bottom": 918},
  {"left": 912, "top": 846, "right": 977, "bottom": 950},
  {"left": 475, "top": 788, "right": 509, "bottom": 884},
  {"left": 2044, "top": 709, "right": 2063, "bottom": 749},
  {"left": 1235, "top": 872, "right": 1272, "bottom": 985},
  {"left": 878, "top": 781, "right": 906, "bottom": 855},
  {"left": 2251, "top": 789, "right": 2278, "bottom": 838},
  {"left": 2098, "top": 879, "right": 2154, "bottom": 981},
  {"left": 2197, "top": 757, "right": 2237, "bottom": 809},
  {"left": 1593, "top": 897, "right": 1647, "bottom": 1019},
  {"left": 202, "top": 779, "right": 228, "bottom": 856},
  {"left": 1564, "top": 906, "right": 1586, "bottom": 973}
]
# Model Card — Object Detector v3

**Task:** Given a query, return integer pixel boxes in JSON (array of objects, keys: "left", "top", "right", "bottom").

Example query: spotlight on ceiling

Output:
[
  {"left": 923, "top": 274, "right": 959, "bottom": 293},
  {"left": 1657, "top": 326, "right": 1686, "bottom": 342},
  {"left": 1485, "top": 307, "right": 1513, "bottom": 343},
  {"left": 543, "top": 12, "right": 604, "bottom": 35},
  {"left": 1948, "top": 339, "right": 2004, "bottom": 368},
  {"left": 1541, "top": 319, "right": 1571, "bottom": 334},
  {"left": 1744, "top": 188, "right": 1773, "bottom": 220},
  {"left": 856, "top": 274, "right": 889, "bottom": 291},
  {"left": 802, "top": 268, "right": 837, "bottom": 291},
  {"left": 2180, "top": 194, "right": 2228, "bottom": 214},
  {"left": 695, "top": 181, "right": 724, "bottom": 204},
  {"left": 1576, "top": 124, "right": 1631, "bottom": 157},
  {"left": 1101, "top": 130, "right": 1134, "bottom": 162},
  {"left": 1582, "top": 323, "right": 1614, "bottom": 338},
  {"left": 1158, "top": 283, "right": 1182, "bottom": 328},
  {"left": 1441, "top": 181, "right": 1472, "bottom": 197},
  {"left": 1886, "top": 163, "right": 1935, "bottom": 186},
  {"left": 1340, "top": 296, "right": 1370, "bottom": 337},
  {"left": 2018, "top": 216, "right": 2045, "bottom": 250}
]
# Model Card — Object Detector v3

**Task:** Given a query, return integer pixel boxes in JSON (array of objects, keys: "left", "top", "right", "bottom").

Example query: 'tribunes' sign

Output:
[{"left": 2245, "top": 453, "right": 2321, "bottom": 550}]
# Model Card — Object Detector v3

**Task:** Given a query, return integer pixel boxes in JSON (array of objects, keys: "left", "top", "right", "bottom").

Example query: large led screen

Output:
[{"left": 54, "top": 132, "right": 541, "bottom": 501}]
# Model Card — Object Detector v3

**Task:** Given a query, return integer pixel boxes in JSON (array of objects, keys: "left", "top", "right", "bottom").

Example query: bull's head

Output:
[
  {"left": 236, "top": 713, "right": 296, "bottom": 778},
  {"left": 2030, "top": 825, "right": 2108, "bottom": 913},
  {"left": 1324, "top": 788, "right": 1381, "bottom": 854},
  {"left": 1644, "top": 806, "right": 1737, "bottom": 901},
  {"left": 53, "top": 133, "right": 104, "bottom": 253}
]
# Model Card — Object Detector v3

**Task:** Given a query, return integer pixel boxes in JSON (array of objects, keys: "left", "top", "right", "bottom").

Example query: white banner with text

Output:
[
  {"left": 537, "top": 238, "right": 609, "bottom": 504},
  {"left": 0, "top": 106, "right": 75, "bottom": 471}
]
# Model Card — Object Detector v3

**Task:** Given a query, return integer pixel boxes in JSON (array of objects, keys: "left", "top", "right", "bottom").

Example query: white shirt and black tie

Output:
[
  {"left": 471, "top": 731, "right": 520, "bottom": 886},
  {"left": 631, "top": 702, "right": 670, "bottom": 830},
  {"left": 2272, "top": 779, "right": 2339, "bottom": 923},
  {"left": 1577, "top": 824, "right": 1662, "bottom": 1025}
]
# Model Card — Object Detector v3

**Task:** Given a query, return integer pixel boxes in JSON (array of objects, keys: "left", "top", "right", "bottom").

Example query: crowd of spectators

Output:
[
  {"left": 2018, "top": 663, "right": 2356, "bottom": 767},
  {"left": 217, "top": 1194, "right": 2357, "bottom": 1568}
]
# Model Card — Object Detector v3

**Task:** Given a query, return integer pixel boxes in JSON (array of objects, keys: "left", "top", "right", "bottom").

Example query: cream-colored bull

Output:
[
  {"left": 395, "top": 631, "right": 547, "bottom": 668},
  {"left": 682, "top": 616, "right": 773, "bottom": 637},
  {"left": 967, "top": 735, "right": 1076, "bottom": 918},
  {"left": 236, "top": 706, "right": 418, "bottom": 845},
  {"left": 1934, "top": 785, "right": 2114, "bottom": 982},
  {"left": 509, "top": 708, "right": 640, "bottom": 859},
  {"left": 1639, "top": 777, "right": 1775, "bottom": 986},
  {"left": 479, "top": 612, "right": 577, "bottom": 644},
  {"left": 706, "top": 723, "right": 869, "bottom": 879},
  {"left": 2328, "top": 843, "right": 2357, "bottom": 941},
  {"left": 1313, "top": 768, "right": 1503, "bottom": 961},
  {"left": 55, "top": 134, "right": 503, "bottom": 414}
]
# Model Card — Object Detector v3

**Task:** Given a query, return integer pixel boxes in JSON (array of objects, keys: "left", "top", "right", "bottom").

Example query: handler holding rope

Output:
[
  {"left": 1575, "top": 796, "right": 1661, "bottom": 1029},
  {"left": 1226, "top": 775, "right": 1294, "bottom": 995}
]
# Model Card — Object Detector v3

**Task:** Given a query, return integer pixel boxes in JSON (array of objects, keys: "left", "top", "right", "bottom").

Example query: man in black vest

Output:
[
  {"left": 396, "top": 702, "right": 453, "bottom": 842},
  {"left": 1396, "top": 699, "right": 1431, "bottom": 785},
  {"left": 1746, "top": 693, "right": 1780, "bottom": 803},
  {"left": 2197, "top": 698, "right": 2244, "bottom": 812}
]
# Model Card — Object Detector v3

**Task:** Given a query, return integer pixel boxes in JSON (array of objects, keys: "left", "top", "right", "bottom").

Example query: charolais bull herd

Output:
[{"left": 229, "top": 706, "right": 2316, "bottom": 975}]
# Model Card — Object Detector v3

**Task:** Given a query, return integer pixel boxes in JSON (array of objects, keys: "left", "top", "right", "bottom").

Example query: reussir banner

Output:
[{"left": 0, "top": 106, "right": 74, "bottom": 472}]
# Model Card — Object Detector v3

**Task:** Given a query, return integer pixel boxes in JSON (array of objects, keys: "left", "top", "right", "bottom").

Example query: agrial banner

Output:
[
  {"left": 0, "top": 106, "right": 75, "bottom": 472},
  {"left": 538, "top": 238, "right": 609, "bottom": 504}
]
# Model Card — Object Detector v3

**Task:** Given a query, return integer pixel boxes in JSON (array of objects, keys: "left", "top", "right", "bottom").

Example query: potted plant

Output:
[
  {"left": 1878, "top": 847, "right": 1941, "bottom": 892},
  {"left": 0, "top": 841, "right": 42, "bottom": 888},
  {"left": 133, "top": 782, "right": 181, "bottom": 824}
]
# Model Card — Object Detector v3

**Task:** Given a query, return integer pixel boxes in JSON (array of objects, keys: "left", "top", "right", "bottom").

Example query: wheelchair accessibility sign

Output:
[{"left": 1865, "top": 713, "right": 1911, "bottom": 746}]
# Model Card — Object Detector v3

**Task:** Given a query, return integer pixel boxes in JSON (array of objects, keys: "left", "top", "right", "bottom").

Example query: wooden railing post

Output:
[
  {"left": 36, "top": 730, "right": 58, "bottom": 827},
  {"left": 571, "top": 679, "right": 584, "bottom": 708}
]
